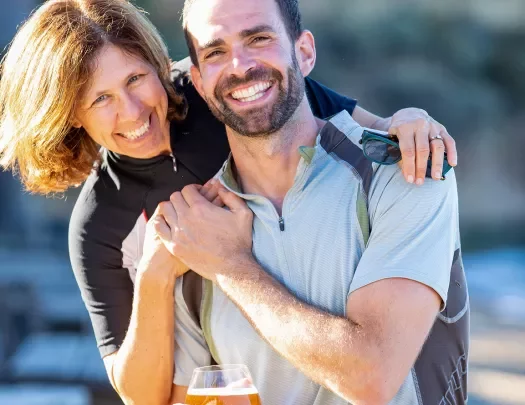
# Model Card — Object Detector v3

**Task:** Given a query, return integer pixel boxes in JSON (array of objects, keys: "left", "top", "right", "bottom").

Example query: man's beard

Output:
[{"left": 204, "top": 54, "right": 305, "bottom": 138}]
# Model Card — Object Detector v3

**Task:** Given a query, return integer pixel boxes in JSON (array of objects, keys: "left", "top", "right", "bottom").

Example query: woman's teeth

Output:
[
  {"left": 231, "top": 82, "right": 271, "bottom": 103},
  {"left": 122, "top": 119, "right": 150, "bottom": 140}
]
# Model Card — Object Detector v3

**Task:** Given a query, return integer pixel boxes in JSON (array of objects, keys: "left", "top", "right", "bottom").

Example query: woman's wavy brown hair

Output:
[{"left": 0, "top": 0, "right": 187, "bottom": 194}]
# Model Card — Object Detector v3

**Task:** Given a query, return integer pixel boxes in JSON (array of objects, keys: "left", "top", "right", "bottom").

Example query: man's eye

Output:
[
  {"left": 251, "top": 36, "right": 270, "bottom": 44},
  {"left": 205, "top": 50, "right": 224, "bottom": 59}
]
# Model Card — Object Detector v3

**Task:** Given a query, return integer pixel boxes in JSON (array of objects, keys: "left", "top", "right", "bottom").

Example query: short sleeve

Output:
[
  {"left": 68, "top": 178, "right": 134, "bottom": 358},
  {"left": 305, "top": 77, "right": 358, "bottom": 119},
  {"left": 173, "top": 278, "right": 212, "bottom": 386},
  {"left": 349, "top": 166, "right": 460, "bottom": 309}
]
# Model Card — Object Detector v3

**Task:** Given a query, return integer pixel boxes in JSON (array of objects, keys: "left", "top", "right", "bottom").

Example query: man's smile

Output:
[{"left": 227, "top": 81, "right": 275, "bottom": 107}]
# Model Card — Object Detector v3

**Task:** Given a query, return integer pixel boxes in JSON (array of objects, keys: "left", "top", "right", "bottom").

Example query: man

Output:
[
  {"left": 83, "top": 4, "right": 465, "bottom": 405},
  {"left": 154, "top": 0, "right": 469, "bottom": 404}
]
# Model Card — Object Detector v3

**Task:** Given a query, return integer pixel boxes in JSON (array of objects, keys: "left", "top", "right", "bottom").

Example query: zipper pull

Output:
[
  {"left": 279, "top": 217, "right": 285, "bottom": 232},
  {"left": 170, "top": 154, "right": 178, "bottom": 172}
]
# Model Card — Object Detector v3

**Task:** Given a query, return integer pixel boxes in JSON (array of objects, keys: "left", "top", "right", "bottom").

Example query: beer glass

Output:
[{"left": 185, "top": 364, "right": 262, "bottom": 405}]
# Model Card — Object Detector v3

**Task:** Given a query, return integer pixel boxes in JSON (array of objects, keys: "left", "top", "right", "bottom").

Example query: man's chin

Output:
[
  {"left": 235, "top": 128, "right": 275, "bottom": 138},
  {"left": 217, "top": 111, "right": 273, "bottom": 135},
  {"left": 228, "top": 117, "right": 278, "bottom": 137}
]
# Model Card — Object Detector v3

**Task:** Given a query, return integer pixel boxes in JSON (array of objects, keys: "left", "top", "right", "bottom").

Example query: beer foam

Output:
[{"left": 187, "top": 387, "right": 259, "bottom": 396}]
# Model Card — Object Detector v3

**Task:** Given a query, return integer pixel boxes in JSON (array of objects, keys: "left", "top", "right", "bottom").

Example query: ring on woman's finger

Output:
[{"left": 429, "top": 134, "right": 444, "bottom": 143}]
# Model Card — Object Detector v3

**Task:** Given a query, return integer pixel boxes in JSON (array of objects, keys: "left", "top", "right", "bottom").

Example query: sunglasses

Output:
[{"left": 359, "top": 130, "right": 452, "bottom": 180}]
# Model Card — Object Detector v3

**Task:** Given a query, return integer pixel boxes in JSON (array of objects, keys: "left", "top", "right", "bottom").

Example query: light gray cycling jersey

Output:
[{"left": 173, "top": 111, "right": 469, "bottom": 405}]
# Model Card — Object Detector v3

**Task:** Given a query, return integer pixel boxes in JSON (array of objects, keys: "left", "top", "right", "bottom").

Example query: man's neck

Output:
[{"left": 226, "top": 100, "right": 325, "bottom": 214}]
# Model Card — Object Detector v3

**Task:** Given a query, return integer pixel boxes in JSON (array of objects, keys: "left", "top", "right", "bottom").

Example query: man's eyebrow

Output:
[
  {"left": 198, "top": 25, "right": 276, "bottom": 53},
  {"left": 240, "top": 24, "right": 276, "bottom": 38},
  {"left": 199, "top": 38, "right": 226, "bottom": 52}
]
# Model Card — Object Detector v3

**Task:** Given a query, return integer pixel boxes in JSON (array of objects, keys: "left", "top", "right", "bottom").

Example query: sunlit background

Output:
[{"left": 1, "top": 0, "right": 524, "bottom": 404}]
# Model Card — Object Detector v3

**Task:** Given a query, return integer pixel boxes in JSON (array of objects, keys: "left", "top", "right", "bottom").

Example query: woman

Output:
[{"left": 0, "top": 1, "right": 456, "bottom": 404}]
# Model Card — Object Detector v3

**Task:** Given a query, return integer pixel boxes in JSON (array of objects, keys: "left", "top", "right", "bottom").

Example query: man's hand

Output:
[
  {"left": 388, "top": 108, "right": 457, "bottom": 185},
  {"left": 155, "top": 184, "right": 254, "bottom": 282},
  {"left": 195, "top": 177, "right": 225, "bottom": 206}
]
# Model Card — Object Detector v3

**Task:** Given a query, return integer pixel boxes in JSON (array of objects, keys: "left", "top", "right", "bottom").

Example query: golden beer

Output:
[{"left": 185, "top": 388, "right": 261, "bottom": 405}]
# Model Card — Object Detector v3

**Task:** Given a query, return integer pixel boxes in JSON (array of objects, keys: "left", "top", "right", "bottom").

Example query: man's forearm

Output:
[
  {"left": 111, "top": 267, "right": 177, "bottom": 405},
  {"left": 215, "top": 258, "right": 384, "bottom": 404}
]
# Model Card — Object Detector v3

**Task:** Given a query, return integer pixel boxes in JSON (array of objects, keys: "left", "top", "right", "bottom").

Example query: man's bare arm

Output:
[
  {"left": 213, "top": 257, "right": 440, "bottom": 405},
  {"left": 159, "top": 182, "right": 455, "bottom": 405}
]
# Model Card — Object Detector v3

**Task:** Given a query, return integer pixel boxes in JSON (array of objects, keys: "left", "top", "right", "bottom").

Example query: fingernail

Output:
[
  {"left": 434, "top": 171, "right": 441, "bottom": 179},
  {"left": 210, "top": 178, "right": 217, "bottom": 185},
  {"left": 416, "top": 178, "right": 424, "bottom": 186},
  {"left": 407, "top": 175, "right": 414, "bottom": 184}
]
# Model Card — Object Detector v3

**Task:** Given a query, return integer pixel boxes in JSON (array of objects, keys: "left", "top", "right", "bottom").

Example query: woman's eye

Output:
[
  {"left": 93, "top": 95, "right": 109, "bottom": 105},
  {"left": 128, "top": 75, "right": 142, "bottom": 84}
]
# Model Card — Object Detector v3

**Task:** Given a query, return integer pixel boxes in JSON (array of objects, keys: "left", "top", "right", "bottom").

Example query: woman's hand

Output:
[
  {"left": 388, "top": 108, "right": 457, "bottom": 184},
  {"left": 140, "top": 204, "right": 190, "bottom": 280}
]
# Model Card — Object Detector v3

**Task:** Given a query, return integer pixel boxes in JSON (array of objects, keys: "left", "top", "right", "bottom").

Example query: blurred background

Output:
[{"left": 1, "top": 0, "right": 524, "bottom": 404}]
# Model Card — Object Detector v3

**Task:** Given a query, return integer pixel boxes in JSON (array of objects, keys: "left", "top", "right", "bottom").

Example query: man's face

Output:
[{"left": 187, "top": 0, "right": 307, "bottom": 137}]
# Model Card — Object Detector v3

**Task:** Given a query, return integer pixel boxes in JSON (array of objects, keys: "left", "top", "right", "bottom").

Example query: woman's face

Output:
[{"left": 74, "top": 44, "right": 171, "bottom": 159}]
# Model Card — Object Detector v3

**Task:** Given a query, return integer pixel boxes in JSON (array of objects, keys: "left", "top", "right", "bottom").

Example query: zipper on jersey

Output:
[
  {"left": 275, "top": 211, "right": 291, "bottom": 282},
  {"left": 170, "top": 154, "right": 178, "bottom": 172}
]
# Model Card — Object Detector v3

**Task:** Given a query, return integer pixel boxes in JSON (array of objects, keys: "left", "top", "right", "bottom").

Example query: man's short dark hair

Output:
[{"left": 182, "top": 0, "right": 303, "bottom": 66}]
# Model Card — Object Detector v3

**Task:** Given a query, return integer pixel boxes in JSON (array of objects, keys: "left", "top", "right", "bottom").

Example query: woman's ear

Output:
[{"left": 71, "top": 118, "right": 82, "bottom": 129}]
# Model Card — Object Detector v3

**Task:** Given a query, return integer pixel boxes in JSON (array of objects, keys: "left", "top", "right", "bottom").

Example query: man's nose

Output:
[
  {"left": 118, "top": 92, "right": 143, "bottom": 122},
  {"left": 229, "top": 46, "right": 257, "bottom": 77}
]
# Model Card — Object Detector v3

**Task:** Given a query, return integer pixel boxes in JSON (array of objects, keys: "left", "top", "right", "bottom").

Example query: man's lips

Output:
[
  {"left": 228, "top": 81, "right": 274, "bottom": 105},
  {"left": 229, "top": 81, "right": 273, "bottom": 103}
]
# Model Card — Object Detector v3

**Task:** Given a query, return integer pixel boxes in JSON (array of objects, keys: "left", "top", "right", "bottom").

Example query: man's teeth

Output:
[
  {"left": 122, "top": 120, "right": 150, "bottom": 140},
  {"left": 231, "top": 82, "right": 271, "bottom": 102}
]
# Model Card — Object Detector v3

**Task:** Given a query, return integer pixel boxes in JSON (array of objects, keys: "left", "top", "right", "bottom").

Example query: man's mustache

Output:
[{"left": 216, "top": 67, "right": 283, "bottom": 96}]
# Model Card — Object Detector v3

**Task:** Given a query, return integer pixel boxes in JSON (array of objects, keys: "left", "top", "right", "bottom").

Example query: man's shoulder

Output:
[
  {"left": 320, "top": 111, "right": 458, "bottom": 206},
  {"left": 319, "top": 111, "right": 375, "bottom": 195},
  {"left": 324, "top": 110, "right": 363, "bottom": 143},
  {"left": 367, "top": 164, "right": 459, "bottom": 244}
]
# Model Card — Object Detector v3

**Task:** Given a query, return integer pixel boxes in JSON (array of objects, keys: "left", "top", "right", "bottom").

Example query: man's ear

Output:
[
  {"left": 295, "top": 30, "right": 316, "bottom": 77},
  {"left": 190, "top": 64, "right": 206, "bottom": 100}
]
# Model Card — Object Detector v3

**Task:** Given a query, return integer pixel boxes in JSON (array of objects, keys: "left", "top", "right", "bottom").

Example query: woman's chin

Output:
[{"left": 115, "top": 132, "right": 169, "bottom": 158}]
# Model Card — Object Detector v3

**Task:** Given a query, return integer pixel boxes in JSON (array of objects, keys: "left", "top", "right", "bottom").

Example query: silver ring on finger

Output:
[{"left": 429, "top": 134, "right": 444, "bottom": 143}]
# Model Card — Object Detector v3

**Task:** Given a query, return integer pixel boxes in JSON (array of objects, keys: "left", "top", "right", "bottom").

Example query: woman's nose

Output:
[{"left": 118, "top": 92, "right": 144, "bottom": 122}]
